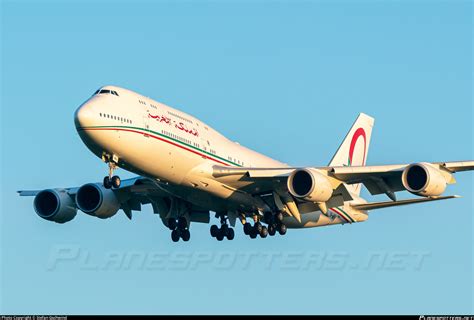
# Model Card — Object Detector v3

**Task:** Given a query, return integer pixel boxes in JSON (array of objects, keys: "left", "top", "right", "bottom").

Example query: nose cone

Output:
[
  {"left": 74, "top": 102, "right": 96, "bottom": 129},
  {"left": 74, "top": 100, "right": 104, "bottom": 158}
]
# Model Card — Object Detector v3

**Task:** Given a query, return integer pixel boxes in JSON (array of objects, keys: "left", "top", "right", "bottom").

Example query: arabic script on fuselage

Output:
[{"left": 148, "top": 113, "right": 199, "bottom": 137}]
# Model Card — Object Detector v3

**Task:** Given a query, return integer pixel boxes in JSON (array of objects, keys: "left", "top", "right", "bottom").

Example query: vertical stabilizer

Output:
[{"left": 328, "top": 113, "right": 374, "bottom": 195}]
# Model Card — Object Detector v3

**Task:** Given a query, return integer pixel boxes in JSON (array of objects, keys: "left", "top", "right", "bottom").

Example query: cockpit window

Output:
[{"left": 93, "top": 89, "right": 120, "bottom": 96}]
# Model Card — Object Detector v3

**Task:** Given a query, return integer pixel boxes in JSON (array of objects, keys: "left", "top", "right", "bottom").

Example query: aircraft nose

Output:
[{"left": 74, "top": 102, "right": 96, "bottom": 129}]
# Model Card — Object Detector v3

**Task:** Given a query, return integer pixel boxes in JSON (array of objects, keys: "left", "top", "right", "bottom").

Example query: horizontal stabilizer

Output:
[{"left": 352, "top": 195, "right": 460, "bottom": 211}]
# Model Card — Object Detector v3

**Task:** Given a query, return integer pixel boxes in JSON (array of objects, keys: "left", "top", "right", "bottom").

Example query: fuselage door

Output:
[{"left": 143, "top": 110, "right": 150, "bottom": 138}]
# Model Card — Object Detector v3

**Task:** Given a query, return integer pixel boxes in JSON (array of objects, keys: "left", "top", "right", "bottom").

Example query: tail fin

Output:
[{"left": 328, "top": 113, "right": 374, "bottom": 196}]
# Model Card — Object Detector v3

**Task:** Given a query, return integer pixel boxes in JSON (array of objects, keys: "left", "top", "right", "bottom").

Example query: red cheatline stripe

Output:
[
  {"left": 337, "top": 207, "right": 355, "bottom": 223},
  {"left": 80, "top": 127, "right": 231, "bottom": 167},
  {"left": 330, "top": 208, "right": 351, "bottom": 223}
]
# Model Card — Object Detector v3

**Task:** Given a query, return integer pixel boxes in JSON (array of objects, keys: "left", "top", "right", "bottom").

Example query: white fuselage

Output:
[
  {"left": 75, "top": 87, "right": 286, "bottom": 210},
  {"left": 74, "top": 86, "right": 367, "bottom": 227}
]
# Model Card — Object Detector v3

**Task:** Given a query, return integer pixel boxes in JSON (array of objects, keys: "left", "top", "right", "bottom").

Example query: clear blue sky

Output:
[{"left": 1, "top": 0, "right": 472, "bottom": 315}]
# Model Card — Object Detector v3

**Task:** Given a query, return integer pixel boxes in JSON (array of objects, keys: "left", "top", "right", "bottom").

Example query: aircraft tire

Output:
[
  {"left": 181, "top": 229, "right": 190, "bottom": 242},
  {"left": 260, "top": 226, "right": 268, "bottom": 238},
  {"left": 210, "top": 225, "right": 219, "bottom": 237},
  {"left": 226, "top": 228, "right": 235, "bottom": 240},
  {"left": 103, "top": 176, "right": 112, "bottom": 189},
  {"left": 243, "top": 223, "right": 252, "bottom": 235},
  {"left": 268, "top": 224, "right": 276, "bottom": 236},
  {"left": 171, "top": 229, "right": 180, "bottom": 242},
  {"left": 278, "top": 224, "right": 287, "bottom": 235},
  {"left": 216, "top": 231, "right": 224, "bottom": 241},
  {"left": 111, "top": 175, "right": 121, "bottom": 188},
  {"left": 249, "top": 228, "right": 258, "bottom": 239}
]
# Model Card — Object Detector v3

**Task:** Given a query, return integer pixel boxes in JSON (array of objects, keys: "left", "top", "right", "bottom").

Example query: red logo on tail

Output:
[{"left": 348, "top": 128, "right": 366, "bottom": 166}]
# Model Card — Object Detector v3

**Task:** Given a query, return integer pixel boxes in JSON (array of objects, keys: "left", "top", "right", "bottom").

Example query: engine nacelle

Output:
[
  {"left": 34, "top": 189, "right": 77, "bottom": 223},
  {"left": 287, "top": 168, "right": 333, "bottom": 202},
  {"left": 402, "top": 162, "right": 447, "bottom": 197},
  {"left": 75, "top": 183, "right": 120, "bottom": 219}
]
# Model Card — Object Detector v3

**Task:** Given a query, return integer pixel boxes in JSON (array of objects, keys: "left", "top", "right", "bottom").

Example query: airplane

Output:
[{"left": 19, "top": 85, "right": 474, "bottom": 242}]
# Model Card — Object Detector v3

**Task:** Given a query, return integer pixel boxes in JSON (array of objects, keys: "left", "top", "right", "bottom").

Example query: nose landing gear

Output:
[{"left": 103, "top": 161, "right": 121, "bottom": 189}]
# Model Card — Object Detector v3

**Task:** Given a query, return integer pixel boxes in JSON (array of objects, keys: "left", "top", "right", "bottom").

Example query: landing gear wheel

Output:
[
  {"left": 210, "top": 225, "right": 219, "bottom": 237},
  {"left": 103, "top": 176, "right": 112, "bottom": 189},
  {"left": 275, "top": 212, "right": 284, "bottom": 223},
  {"left": 249, "top": 228, "right": 258, "bottom": 239},
  {"left": 243, "top": 223, "right": 252, "bottom": 235},
  {"left": 278, "top": 224, "right": 287, "bottom": 235},
  {"left": 177, "top": 217, "right": 187, "bottom": 229},
  {"left": 181, "top": 229, "right": 190, "bottom": 242},
  {"left": 214, "top": 212, "right": 234, "bottom": 241},
  {"left": 216, "top": 230, "right": 225, "bottom": 241},
  {"left": 226, "top": 228, "right": 235, "bottom": 240},
  {"left": 171, "top": 229, "right": 180, "bottom": 242},
  {"left": 167, "top": 218, "right": 177, "bottom": 230},
  {"left": 111, "top": 175, "right": 121, "bottom": 188},
  {"left": 255, "top": 222, "right": 263, "bottom": 234},
  {"left": 268, "top": 224, "right": 276, "bottom": 236},
  {"left": 260, "top": 226, "right": 268, "bottom": 238}
]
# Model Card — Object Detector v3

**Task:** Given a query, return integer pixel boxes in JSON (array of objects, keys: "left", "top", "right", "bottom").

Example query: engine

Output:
[
  {"left": 287, "top": 168, "right": 333, "bottom": 202},
  {"left": 75, "top": 183, "right": 120, "bottom": 218},
  {"left": 402, "top": 162, "right": 447, "bottom": 197},
  {"left": 34, "top": 189, "right": 77, "bottom": 223}
]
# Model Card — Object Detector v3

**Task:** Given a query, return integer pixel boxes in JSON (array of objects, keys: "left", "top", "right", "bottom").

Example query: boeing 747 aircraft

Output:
[{"left": 19, "top": 86, "right": 474, "bottom": 242}]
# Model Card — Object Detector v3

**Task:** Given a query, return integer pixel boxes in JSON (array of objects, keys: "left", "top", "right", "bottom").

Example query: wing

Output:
[
  {"left": 328, "top": 161, "right": 474, "bottom": 197},
  {"left": 212, "top": 166, "right": 294, "bottom": 195},
  {"left": 19, "top": 177, "right": 170, "bottom": 220},
  {"left": 352, "top": 195, "right": 460, "bottom": 211},
  {"left": 19, "top": 176, "right": 210, "bottom": 223},
  {"left": 18, "top": 176, "right": 164, "bottom": 197},
  {"left": 212, "top": 160, "right": 474, "bottom": 199}
]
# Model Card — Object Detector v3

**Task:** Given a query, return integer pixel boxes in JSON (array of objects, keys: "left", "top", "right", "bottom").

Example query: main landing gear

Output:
[
  {"left": 242, "top": 212, "right": 287, "bottom": 239},
  {"left": 265, "top": 211, "right": 287, "bottom": 236},
  {"left": 210, "top": 212, "right": 235, "bottom": 241},
  {"left": 103, "top": 161, "right": 121, "bottom": 189},
  {"left": 168, "top": 217, "right": 191, "bottom": 242}
]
